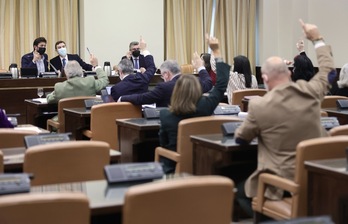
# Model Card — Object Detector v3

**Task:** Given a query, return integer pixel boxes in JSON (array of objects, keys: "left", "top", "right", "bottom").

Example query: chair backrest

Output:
[
  {"left": 56, "top": 96, "right": 97, "bottom": 133},
  {"left": 176, "top": 115, "right": 241, "bottom": 173},
  {"left": 231, "top": 89, "right": 267, "bottom": 111},
  {"left": 123, "top": 175, "right": 234, "bottom": 224},
  {"left": 23, "top": 141, "right": 110, "bottom": 186},
  {"left": 329, "top": 125, "right": 348, "bottom": 136},
  {"left": 180, "top": 64, "right": 194, "bottom": 75},
  {"left": 293, "top": 136, "right": 348, "bottom": 217},
  {"left": 0, "top": 192, "right": 89, "bottom": 224},
  {"left": 0, "top": 151, "right": 3, "bottom": 173},
  {"left": 89, "top": 102, "right": 142, "bottom": 150},
  {"left": 0, "top": 128, "right": 38, "bottom": 148},
  {"left": 321, "top": 95, "right": 347, "bottom": 108}
]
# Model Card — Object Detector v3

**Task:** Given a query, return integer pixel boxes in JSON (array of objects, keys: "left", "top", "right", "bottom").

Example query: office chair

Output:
[
  {"left": 0, "top": 128, "right": 38, "bottom": 148},
  {"left": 329, "top": 124, "right": 348, "bottom": 136},
  {"left": 123, "top": 175, "right": 234, "bottom": 224},
  {"left": 46, "top": 96, "right": 97, "bottom": 133},
  {"left": 180, "top": 64, "right": 194, "bottom": 75},
  {"left": 155, "top": 115, "right": 241, "bottom": 174},
  {"left": 231, "top": 89, "right": 267, "bottom": 111},
  {"left": 23, "top": 141, "right": 110, "bottom": 186},
  {"left": 0, "top": 192, "right": 89, "bottom": 224},
  {"left": 0, "top": 151, "right": 3, "bottom": 173},
  {"left": 83, "top": 102, "right": 142, "bottom": 150},
  {"left": 252, "top": 136, "right": 347, "bottom": 222},
  {"left": 321, "top": 95, "right": 347, "bottom": 108}
]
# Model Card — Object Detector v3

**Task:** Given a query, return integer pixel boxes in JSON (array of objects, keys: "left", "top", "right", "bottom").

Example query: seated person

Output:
[
  {"left": 234, "top": 20, "right": 335, "bottom": 218},
  {"left": 0, "top": 109, "right": 13, "bottom": 128},
  {"left": 291, "top": 40, "right": 315, "bottom": 81},
  {"left": 21, "top": 37, "right": 49, "bottom": 74},
  {"left": 213, "top": 55, "right": 258, "bottom": 105},
  {"left": 201, "top": 53, "right": 216, "bottom": 85},
  {"left": 119, "top": 58, "right": 213, "bottom": 107},
  {"left": 330, "top": 63, "right": 348, "bottom": 96},
  {"left": 50, "top": 40, "right": 93, "bottom": 76},
  {"left": 159, "top": 35, "right": 229, "bottom": 173},
  {"left": 111, "top": 37, "right": 155, "bottom": 101},
  {"left": 122, "top": 36, "right": 152, "bottom": 71},
  {"left": 46, "top": 55, "right": 109, "bottom": 104}
]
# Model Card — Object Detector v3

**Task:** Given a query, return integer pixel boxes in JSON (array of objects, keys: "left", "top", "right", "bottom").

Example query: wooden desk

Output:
[
  {"left": 191, "top": 134, "right": 257, "bottom": 180},
  {"left": 64, "top": 107, "right": 91, "bottom": 140},
  {"left": 25, "top": 100, "right": 58, "bottom": 128},
  {"left": 116, "top": 118, "right": 160, "bottom": 163},
  {"left": 323, "top": 107, "right": 348, "bottom": 125},
  {"left": 305, "top": 158, "right": 348, "bottom": 224},
  {"left": 1, "top": 147, "right": 121, "bottom": 173}
]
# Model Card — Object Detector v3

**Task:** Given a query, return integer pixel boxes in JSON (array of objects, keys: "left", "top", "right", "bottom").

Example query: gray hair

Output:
[
  {"left": 129, "top": 41, "right": 139, "bottom": 50},
  {"left": 64, "top": 60, "right": 83, "bottom": 79},
  {"left": 261, "top": 56, "right": 289, "bottom": 78},
  {"left": 338, "top": 63, "right": 348, "bottom": 88},
  {"left": 160, "top": 60, "right": 181, "bottom": 75},
  {"left": 118, "top": 59, "right": 134, "bottom": 75}
]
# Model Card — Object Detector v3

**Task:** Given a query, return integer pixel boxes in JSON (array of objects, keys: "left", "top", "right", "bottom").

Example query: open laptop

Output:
[{"left": 20, "top": 67, "right": 37, "bottom": 78}]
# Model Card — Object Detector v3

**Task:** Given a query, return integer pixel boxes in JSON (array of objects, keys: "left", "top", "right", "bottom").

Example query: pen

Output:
[{"left": 87, "top": 47, "right": 92, "bottom": 55}]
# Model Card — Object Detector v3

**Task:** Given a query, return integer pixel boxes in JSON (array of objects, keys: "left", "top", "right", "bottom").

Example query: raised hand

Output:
[
  {"left": 191, "top": 52, "right": 203, "bottom": 69},
  {"left": 139, "top": 35, "right": 147, "bottom": 51},
  {"left": 299, "top": 19, "right": 322, "bottom": 41}
]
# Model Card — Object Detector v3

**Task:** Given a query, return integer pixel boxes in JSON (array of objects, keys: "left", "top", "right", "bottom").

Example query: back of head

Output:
[
  {"left": 338, "top": 63, "right": 348, "bottom": 88},
  {"left": 160, "top": 60, "right": 181, "bottom": 76},
  {"left": 170, "top": 75, "right": 202, "bottom": 115},
  {"left": 64, "top": 60, "right": 83, "bottom": 79},
  {"left": 118, "top": 59, "right": 134, "bottom": 75},
  {"left": 261, "top": 56, "right": 291, "bottom": 90},
  {"left": 292, "top": 54, "right": 315, "bottom": 81},
  {"left": 233, "top": 55, "right": 252, "bottom": 87},
  {"left": 200, "top": 53, "right": 212, "bottom": 72}
]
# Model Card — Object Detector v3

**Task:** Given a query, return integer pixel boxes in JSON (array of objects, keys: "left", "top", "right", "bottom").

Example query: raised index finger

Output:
[{"left": 299, "top": 19, "right": 305, "bottom": 27}]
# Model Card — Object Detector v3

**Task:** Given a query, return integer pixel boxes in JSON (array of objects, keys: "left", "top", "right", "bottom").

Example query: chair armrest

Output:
[
  {"left": 255, "top": 173, "right": 299, "bottom": 212},
  {"left": 47, "top": 119, "right": 60, "bottom": 130},
  {"left": 155, "top": 147, "right": 180, "bottom": 163},
  {"left": 83, "top": 129, "right": 92, "bottom": 138}
]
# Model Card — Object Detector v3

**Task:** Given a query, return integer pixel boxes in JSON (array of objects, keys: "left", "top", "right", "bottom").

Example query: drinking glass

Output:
[{"left": 37, "top": 88, "right": 44, "bottom": 98}]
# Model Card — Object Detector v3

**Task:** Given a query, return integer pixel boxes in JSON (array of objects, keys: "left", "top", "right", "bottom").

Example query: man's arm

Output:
[
  {"left": 89, "top": 55, "right": 109, "bottom": 91},
  {"left": 74, "top": 54, "right": 93, "bottom": 71},
  {"left": 121, "top": 83, "right": 166, "bottom": 105},
  {"left": 141, "top": 55, "right": 156, "bottom": 82},
  {"left": 21, "top": 54, "right": 36, "bottom": 68},
  {"left": 234, "top": 102, "right": 259, "bottom": 144}
]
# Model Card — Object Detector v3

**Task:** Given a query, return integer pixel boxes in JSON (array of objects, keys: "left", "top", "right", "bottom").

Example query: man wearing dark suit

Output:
[
  {"left": 234, "top": 20, "right": 336, "bottom": 217},
  {"left": 119, "top": 59, "right": 213, "bottom": 107},
  {"left": 50, "top": 40, "right": 93, "bottom": 75},
  {"left": 111, "top": 39, "right": 156, "bottom": 101},
  {"left": 21, "top": 37, "right": 49, "bottom": 74},
  {"left": 121, "top": 38, "right": 149, "bottom": 71}
]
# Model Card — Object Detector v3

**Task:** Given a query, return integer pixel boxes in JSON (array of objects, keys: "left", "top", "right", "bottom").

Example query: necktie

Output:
[
  {"left": 62, "top": 58, "right": 66, "bottom": 68},
  {"left": 134, "top": 58, "right": 139, "bottom": 69}
]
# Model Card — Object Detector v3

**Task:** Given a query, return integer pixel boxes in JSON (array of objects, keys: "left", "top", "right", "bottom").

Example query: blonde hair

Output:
[{"left": 170, "top": 75, "right": 202, "bottom": 115}]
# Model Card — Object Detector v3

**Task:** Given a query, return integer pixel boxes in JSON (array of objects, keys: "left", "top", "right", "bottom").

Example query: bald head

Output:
[{"left": 261, "top": 56, "right": 291, "bottom": 90}]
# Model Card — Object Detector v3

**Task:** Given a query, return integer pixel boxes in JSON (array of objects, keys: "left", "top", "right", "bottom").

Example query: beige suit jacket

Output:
[{"left": 235, "top": 45, "right": 335, "bottom": 200}]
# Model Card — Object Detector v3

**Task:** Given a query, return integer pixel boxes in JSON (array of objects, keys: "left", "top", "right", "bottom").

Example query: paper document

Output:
[{"left": 32, "top": 98, "right": 47, "bottom": 104}]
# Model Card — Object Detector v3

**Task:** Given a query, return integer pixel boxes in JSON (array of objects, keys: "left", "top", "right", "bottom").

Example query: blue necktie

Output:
[
  {"left": 134, "top": 58, "right": 139, "bottom": 69},
  {"left": 62, "top": 58, "right": 66, "bottom": 68}
]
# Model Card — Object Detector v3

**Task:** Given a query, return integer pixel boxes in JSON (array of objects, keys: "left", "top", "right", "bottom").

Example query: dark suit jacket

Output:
[
  {"left": 50, "top": 54, "right": 93, "bottom": 72},
  {"left": 121, "top": 54, "right": 147, "bottom": 69},
  {"left": 21, "top": 52, "right": 49, "bottom": 71},
  {"left": 111, "top": 55, "right": 156, "bottom": 101},
  {"left": 158, "top": 62, "right": 230, "bottom": 173},
  {"left": 121, "top": 68, "right": 213, "bottom": 107}
]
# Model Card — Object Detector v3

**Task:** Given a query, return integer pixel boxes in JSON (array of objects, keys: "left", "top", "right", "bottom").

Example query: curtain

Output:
[
  {"left": 165, "top": 0, "right": 256, "bottom": 72},
  {"left": 0, "top": 0, "right": 79, "bottom": 70}
]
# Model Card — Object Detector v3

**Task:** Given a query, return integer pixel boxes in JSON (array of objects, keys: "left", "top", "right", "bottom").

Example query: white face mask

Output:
[{"left": 57, "top": 47, "right": 67, "bottom": 57}]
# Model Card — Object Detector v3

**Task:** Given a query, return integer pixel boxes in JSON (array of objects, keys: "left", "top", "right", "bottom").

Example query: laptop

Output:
[{"left": 20, "top": 67, "right": 37, "bottom": 78}]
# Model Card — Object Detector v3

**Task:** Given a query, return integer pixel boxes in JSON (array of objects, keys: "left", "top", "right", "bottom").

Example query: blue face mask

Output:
[{"left": 57, "top": 47, "right": 67, "bottom": 57}]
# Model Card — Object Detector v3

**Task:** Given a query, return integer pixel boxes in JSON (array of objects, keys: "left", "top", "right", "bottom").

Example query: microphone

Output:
[{"left": 47, "top": 60, "right": 59, "bottom": 74}]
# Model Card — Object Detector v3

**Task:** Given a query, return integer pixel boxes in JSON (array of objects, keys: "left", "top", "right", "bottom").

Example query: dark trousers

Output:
[{"left": 236, "top": 180, "right": 254, "bottom": 217}]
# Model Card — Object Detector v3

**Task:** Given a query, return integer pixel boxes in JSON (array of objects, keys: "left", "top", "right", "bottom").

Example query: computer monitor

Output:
[{"left": 20, "top": 67, "right": 37, "bottom": 78}]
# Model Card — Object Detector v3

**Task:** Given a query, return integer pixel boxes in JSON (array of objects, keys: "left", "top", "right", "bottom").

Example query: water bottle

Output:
[
  {"left": 9, "top": 63, "right": 18, "bottom": 79},
  {"left": 103, "top": 62, "right": 112, "bottom": 76}
]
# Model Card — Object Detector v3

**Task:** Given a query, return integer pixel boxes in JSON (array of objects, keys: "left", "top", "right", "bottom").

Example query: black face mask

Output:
[
  {"left": 132, "top": 50, "right": 140, "bottom": 57},
  {"left": 38, "top": 47, "right": 46, "bottom": 55}
]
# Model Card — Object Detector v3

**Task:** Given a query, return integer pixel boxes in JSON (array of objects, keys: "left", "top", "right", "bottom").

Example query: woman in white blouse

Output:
[{"left": 211, "top": 55, "right": 258, "bottom": 104}]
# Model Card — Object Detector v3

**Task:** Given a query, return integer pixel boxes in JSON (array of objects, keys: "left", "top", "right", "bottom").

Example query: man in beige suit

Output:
[{"left": 234, "top": 20, "right": 335, "bottom": 217}]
